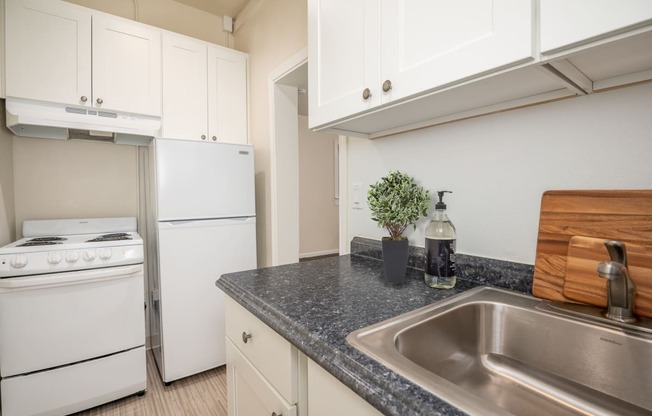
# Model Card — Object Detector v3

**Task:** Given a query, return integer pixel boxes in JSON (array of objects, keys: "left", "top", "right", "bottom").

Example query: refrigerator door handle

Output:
[{"left": 159, "top": 217, "right": 256, "bottom": 229}]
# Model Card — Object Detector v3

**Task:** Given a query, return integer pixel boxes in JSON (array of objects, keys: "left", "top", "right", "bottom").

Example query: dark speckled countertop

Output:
[{"left": 216, "top": 237, "right": 534, "bottom": 416}]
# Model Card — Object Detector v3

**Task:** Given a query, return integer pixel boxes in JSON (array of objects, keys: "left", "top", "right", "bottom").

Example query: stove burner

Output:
[
  {"left": 86, "top": 233, "right": 133, "bottom": 242},
  {"left": 17, "top": 241, "right": 63, "bottom": 247},
  {"left": 27, "top": 237, "right": 68, "bottom": 242}
]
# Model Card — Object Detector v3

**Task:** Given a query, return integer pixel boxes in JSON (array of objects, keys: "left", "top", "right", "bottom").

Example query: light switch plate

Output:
[{"left": 352, "top": 183, "right": 363, "bottom": 209}]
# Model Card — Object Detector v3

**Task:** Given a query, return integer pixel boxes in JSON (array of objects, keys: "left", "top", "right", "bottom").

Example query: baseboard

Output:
[{"left": 299, "top": 249, "right": 339, "bottom": 259}]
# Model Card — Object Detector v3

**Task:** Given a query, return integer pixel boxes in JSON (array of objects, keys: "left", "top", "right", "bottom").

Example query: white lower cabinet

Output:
[
  {"left": 225, "top": 296, "right": 381, "bottom": 415},
  {"left": 226, "top": 340, "right": 296, "bottom": 416},
  {"left": 306, "top": 358, "right": 382, "bottom": 416},
  {"left": 225, "top": 297, "right": 299, "bottom": 416}
]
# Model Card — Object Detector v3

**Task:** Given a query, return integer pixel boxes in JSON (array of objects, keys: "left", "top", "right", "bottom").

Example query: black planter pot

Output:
[{"left": 381, "top": 238, "right": 409, "bottom": 283}]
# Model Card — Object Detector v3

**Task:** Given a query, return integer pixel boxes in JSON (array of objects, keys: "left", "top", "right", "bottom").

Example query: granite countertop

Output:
[{"left": 216, "top": 238, "right": 534, "bottom": 416}]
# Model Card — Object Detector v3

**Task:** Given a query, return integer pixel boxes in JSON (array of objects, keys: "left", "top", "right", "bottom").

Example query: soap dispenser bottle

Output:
[{"left": 424, "top": 191, "right": 457, "bottom": 289}]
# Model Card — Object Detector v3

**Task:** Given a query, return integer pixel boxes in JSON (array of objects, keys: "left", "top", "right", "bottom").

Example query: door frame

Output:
[{"left": 268, "top": 49, "right": 349, "bottom": 266}]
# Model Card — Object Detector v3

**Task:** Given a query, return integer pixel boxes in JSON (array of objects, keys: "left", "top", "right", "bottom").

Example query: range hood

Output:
[{"left": 5, "top": 98, "right": 161, "bottom": 146}]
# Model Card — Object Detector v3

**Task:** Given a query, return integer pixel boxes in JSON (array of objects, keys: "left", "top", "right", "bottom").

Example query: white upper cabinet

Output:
[
  {"left": 92, "top": 14, "right": 161, "bottom": 116},
  {"left": 161, "top": 32, "right": 209, "bottom": 141},
  {"left": 309, "top": 0, "right": 534, "bottom": 130},
  {"left": 308, "top": 0, "right": 381, "bottom": 127},
  {"left": 5, "top": 0, "right": 92, "bottom": 107},
  {"left": 5, "top": 0, "right": 161, "bottom": 116},
  {"left": 161, "top": 32, "right": 248, "bottom": 144},
  {"left": 381, "top": 0, "right": 533, "bottom": 104},
  {"left": 208, "top": 47, "right": 248, "bottom": 145},
  {"left": 541, "top": 0, "right": 652, "bottom": 54}
]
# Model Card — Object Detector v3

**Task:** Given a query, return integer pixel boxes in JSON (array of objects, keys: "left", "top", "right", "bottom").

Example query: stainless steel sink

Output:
[{"left": 347, "top": 286, "right": 652, "bottom": 416}]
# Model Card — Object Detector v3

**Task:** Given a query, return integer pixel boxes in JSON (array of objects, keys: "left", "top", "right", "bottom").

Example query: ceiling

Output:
[{"left": 173, "top": 0, "right": 249, "bottom": 17}]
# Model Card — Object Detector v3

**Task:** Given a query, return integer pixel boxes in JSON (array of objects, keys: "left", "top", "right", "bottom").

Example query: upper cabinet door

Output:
[
  {"left": 161, "top": 32, "right": 209, "bottom": 141},
  {"left": 381, "top": 0, "right": 534, "bottom": 103},
  {"left": 208, "top": 47, "right": 248, "bottom": 144},
  {"left": 5, "top": 0, "right": 92, "bottom": 106},
  {"left": 92, "top": 14, "right": 162, "bottom": 116},
  {"left": 308, "top": 0, "right": 381, "bottom": 129},
  {"left": 541, "top": 0, "right": 652, "bottom": 54}
]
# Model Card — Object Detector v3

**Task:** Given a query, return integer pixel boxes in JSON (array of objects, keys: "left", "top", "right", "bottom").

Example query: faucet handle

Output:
[{"left": 604, "top": 240, "right": 628, "bottom": 267}]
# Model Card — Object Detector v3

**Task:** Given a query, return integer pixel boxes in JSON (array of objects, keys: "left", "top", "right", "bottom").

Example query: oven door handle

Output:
[{"left": 0, "top": 265, "right": 143, "bottom": 289}]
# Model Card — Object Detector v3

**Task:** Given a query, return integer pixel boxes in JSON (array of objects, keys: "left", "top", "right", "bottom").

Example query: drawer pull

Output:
[
  {"left": 242, "top": 331, "right": 252, "bottom": 343},
  {"left": 272, "top": 412, "right": 282, "bottom": 416}
]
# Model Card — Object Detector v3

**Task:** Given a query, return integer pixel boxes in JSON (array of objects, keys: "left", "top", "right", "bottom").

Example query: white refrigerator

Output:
[{"left": 148, "top": 138, "right": 257, "bottom": 384}]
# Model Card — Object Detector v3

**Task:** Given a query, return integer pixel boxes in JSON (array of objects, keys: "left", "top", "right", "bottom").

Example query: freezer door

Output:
[
  {"left": 155, "top": 139, "right": 255, "bottom": 221},
  {"left": 156, "top": 218, "right": 257, "bottom": 382}
]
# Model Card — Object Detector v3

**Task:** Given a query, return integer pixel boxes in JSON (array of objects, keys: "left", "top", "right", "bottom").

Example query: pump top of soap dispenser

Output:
[{"left": 436, "top": 191, "right": 452, "bottom": 209}]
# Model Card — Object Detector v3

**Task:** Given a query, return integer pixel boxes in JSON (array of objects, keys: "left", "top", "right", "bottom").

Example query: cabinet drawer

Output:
[
  {"left": 226, "top": 339, "right": 296, "bottom": 416},
  {"left": 225, "top": 297, "right": 298, "bottom": 403}
]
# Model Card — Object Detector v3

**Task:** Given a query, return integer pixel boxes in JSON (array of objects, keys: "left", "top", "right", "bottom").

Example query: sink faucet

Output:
[{"left": 597, "top": 240, "right": 637, "bottom": 323}]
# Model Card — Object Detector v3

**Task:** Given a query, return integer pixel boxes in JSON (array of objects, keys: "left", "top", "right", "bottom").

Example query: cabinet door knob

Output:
[
  {"left": 242, "top": 332, "right": 252, "bottom": 343},
  {"left": 201, "top": 135, "right": 207, "bottom": 140},
  {"left": 212, "top": 136, "right": 217, "bottom": 141},
  {"left": 382, "top": 80, "right": 392, "bottom": 92},
  {"left": 362, "top": 88, "right": 371, "bottom": 100},
  {"left": 80, "top": 96, "right": 88, "bottom": 102},
  {"left": 96, "top": 98, "right": 104, "bottom": 104}
]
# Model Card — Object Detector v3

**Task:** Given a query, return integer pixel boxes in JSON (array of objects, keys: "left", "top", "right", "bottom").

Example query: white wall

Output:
[
  {"left": 298, "top": 115, "right": 338, "bottom": 257},
  {"left": 347, "top": 83, "right": 652, "bottom": 265}
]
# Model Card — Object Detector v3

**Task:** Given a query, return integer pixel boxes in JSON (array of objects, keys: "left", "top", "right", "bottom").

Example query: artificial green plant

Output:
[{"left": 367, "top": 170, "right": 430, "bottom": 240}]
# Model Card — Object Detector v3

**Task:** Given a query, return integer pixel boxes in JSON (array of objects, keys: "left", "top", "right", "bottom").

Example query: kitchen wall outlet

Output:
[{"left": 352, "top": 183, "right": 363, "bottom": 209}]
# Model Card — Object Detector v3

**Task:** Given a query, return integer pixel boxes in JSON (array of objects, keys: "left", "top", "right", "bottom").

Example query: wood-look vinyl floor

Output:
[{"left": 73, "top": 351, "right": 227, "bottom": 416}]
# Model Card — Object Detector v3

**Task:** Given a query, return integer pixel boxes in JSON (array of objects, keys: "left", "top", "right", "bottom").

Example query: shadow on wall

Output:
[{"left": 0, "top": 100, "right": 16, "bottom": 245}]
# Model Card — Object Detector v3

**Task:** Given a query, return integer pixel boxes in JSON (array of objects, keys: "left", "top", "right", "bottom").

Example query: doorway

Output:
[{"left": 269, "top": 50, "right": 346, "bottom": 266}]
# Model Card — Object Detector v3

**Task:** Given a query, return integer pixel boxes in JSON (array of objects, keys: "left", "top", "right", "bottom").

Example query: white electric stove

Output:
[
  {"left": 0, "top": 218, "right": 147, "bottom": 416},
  {"left": 0, "top": 217, "right": 143, "bottom": 278}
]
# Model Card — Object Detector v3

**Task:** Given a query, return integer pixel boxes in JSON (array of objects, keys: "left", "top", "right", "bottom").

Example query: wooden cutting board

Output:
[
  {"left": 563, "top": 236, "right": 652, "bottom": 318},
  {"left": 532, "top": 190, "right": 652, "bottom": 307}
]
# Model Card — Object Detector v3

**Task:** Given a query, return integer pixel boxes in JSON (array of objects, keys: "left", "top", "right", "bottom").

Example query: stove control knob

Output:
[
  {"left": 66, "top": 251, "right": 79, "bottom": 263},
  {"left": 99, "top": 249, "right": 112, "bottom": 260},
  {"left": 47, "top": 252, "right": 62, "bottom": 265},
  {"left": 10, "top": 254, "right": 28, "bottom": 269},
  {"left": 83, "top": 250, "right": 96, "bottom": 261}
]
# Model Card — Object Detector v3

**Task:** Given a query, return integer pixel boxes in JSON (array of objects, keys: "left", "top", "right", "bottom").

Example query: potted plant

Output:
[{"left": 367, "top": 171, "right": 430, "bottom": 283}]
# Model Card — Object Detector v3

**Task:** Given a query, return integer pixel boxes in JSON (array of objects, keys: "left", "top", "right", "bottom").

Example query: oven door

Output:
[{"left": 0, "top": 264, "right": 145, "bottom": 378}]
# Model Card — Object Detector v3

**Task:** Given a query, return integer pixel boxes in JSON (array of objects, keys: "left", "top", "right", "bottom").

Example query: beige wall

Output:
[
  {"left": 12, "top": 138, "right": 140, "bottom": 238},
  {"left": 0, "top": 105, "right": 15, "bottom": 246},
  {"left": 65, "top": 0, "right": 231, "bottom": 46},
  {"left": 234, "top": 0, "right": 307, "bottom": 267},
  {"left": 298, "top": 115, "right": 338, "bottom": 257}
]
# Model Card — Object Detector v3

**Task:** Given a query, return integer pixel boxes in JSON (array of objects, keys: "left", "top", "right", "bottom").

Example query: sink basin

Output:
[{"left": 347, "top": 286, "right": 652, "bottom": 416}]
